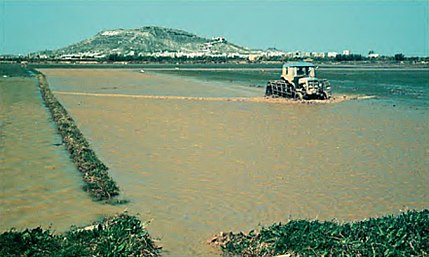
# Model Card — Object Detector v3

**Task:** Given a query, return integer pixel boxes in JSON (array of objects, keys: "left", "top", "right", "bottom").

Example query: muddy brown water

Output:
[
  {"left": 4, "top": 69, "right": 429, "bottom": 256},
  {"left": 0, "top": 77, "right": 120, "bottom": 232}
]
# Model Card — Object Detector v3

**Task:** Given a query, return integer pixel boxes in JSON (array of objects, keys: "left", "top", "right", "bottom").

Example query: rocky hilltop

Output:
[{"left": 43, "top": 26, "right": 252, "bottom": 57}]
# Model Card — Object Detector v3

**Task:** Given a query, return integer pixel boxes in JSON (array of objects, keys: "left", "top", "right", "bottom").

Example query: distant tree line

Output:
[
  {"left": 1, "top": 52, "right": 427, "bottom": 64},
  {"left": 394, "top": 53, "right": 405, "bottom": 61},
  {"left": 236, "top": 53, "right": 425, "bottom": 64},
  {"left": 335, "top": 54, "right": 364, "bottom": 61},
  {"left": 106, "top": 53, "right": 244, "bottom": 63}
]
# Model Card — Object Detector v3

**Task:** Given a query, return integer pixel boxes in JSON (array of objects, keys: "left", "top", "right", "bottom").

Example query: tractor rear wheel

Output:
[
  {"left": 321, "top": 91, "right": 329, "bottom": 100},
  {"left": 265, "top": 82, "right": 273, "bottom": 96}
]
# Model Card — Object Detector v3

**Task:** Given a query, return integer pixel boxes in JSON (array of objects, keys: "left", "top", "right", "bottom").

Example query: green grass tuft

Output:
[
  {"left": 212, "top": 210, "right": 429, "bottom": 257},
  {"left": 0, "top": 213, "right": 161, "bottom": 257}
]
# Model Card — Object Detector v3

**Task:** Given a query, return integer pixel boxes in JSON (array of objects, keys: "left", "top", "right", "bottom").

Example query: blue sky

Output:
[{"left": 1, "top": 0, "right": 428, "bottom": 56}]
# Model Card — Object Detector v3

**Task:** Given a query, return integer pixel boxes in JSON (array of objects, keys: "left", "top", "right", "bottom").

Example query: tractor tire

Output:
[
  {"left": 295, "top": 92, "right": 303, "bottom": 100},
  {"left": 321, "top": 91, "right": 329, "bottom": 100},
  {"left": 265, "top": 83, "right": 273, "bottom": 97}
]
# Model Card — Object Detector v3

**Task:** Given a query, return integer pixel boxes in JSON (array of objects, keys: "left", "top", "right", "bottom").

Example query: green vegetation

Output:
[
  {"left": 3, "top": 54, "right": 428, "bottom": 66},
  {"left": 334, "top": 54, "right": 364, "bottom": 62},
  {"left": 36, "top": 72, "right": 121, "bottom": 202},
  {"left": 105, "top": 53, "right": 245, "bottom": 64},
  {"left": 211, "top": 210, "right": 428, "bottom": 257},
  {"left": 395, "top": 53, "right": 405, "bottom": 62},
  {"left": 0, "top": 213, "right": 161, "bottom": 257}
]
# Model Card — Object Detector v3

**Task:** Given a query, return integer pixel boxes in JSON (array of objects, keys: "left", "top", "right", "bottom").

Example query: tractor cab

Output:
[{"left": 281, "top": 62, "right": 316, "bottom": 85}]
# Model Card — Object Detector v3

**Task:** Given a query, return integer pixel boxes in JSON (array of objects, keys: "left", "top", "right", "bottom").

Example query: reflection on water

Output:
[
  {"left": 40, "top": 69, "right": 429, "bottom": 256},
  {"left": 0, "top": 77, "right": 119, "bottom": 232}
]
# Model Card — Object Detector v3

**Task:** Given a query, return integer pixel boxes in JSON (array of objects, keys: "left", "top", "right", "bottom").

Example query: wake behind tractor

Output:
[{"left": 265, "top": 62, "right": 331, "bottom": 100}]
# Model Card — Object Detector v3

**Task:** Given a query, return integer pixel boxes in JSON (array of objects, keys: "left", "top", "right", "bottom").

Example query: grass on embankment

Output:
[
  {"left": 35, "top": 71, "right": 121, "bottom": 202},
  {"left": 0, "top": 213, "right": 161, "bottom": 257},
  {"left": 210, "top": 210, "right": 428, "bottom": 256}
]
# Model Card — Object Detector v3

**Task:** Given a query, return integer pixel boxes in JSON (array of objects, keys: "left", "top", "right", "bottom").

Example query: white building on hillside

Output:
[{"left": 211, "top": 37, "right": 225, "bottom": 43}]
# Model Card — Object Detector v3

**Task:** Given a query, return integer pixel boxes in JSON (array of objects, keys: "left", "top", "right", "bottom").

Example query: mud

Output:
[
  {"left": 52, "top": 90, "right": 374, "bottom": 105},
  {"left": 11, "top": 69, "right": 429, "bottom": 256}
]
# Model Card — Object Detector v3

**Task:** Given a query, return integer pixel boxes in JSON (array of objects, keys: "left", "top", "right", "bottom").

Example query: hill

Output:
[{"left": 41, "top": 26, "right": 252, "bottom": 57}]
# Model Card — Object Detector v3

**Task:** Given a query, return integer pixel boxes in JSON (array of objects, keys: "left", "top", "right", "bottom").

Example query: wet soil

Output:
[{"left": 9, "top": 69, "right": 429, "bottom": 256}]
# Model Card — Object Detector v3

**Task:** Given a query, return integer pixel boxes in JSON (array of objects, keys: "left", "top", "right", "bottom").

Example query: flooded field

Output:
[
  {"left": 6, "top": 68, "right": 429, "bottom": 256},
  {"left": 0, "top": 77, "right": 120, "bottom": 232},
  {"left": 155, "top": 68, "right": 429, "bottom": 109}
]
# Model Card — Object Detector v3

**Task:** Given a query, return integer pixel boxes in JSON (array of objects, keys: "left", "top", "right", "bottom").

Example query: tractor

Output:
[{"left": 265, "top": 62, "right": 331, "bottom": 100}]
